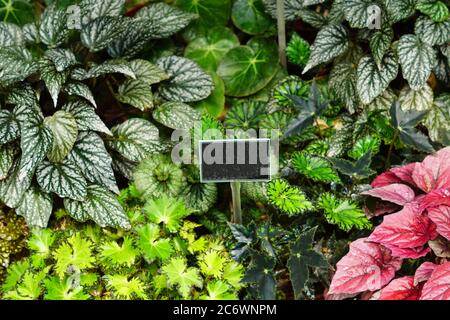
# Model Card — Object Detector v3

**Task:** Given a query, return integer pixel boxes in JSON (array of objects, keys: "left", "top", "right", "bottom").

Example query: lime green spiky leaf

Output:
[
  {"left": 318, "top": 193, "right": 372, "bottom": 231},
  {"left": 222, "top": 261, "right": 245, "bottom": 289},
  {"left": 1, "top": 259, "right": 29, "bottom": 293},
  {"left": 267, "top": 179, "right": 313, "bottom": 215},
  {"left": 99, "top": 236, "right": 139, "bottom": 268},
  {"left": 27, "top": 228, "right": 56, "bottom": 268},
  {"left": 162, "top": 257, "right": 203, "bottom": 298},
  {"left": 200, "top": 280, "right": 237, "bottom": 300},
  {"left": 198, "top": 250, "right": 226, "bottom": 278},
  {"left": 144, "top": 196, "right": 192, "bottom": 233},
  {"left": 43, "top": 276, "right": 90, "bottom": 300},
  {"left": 286, "top": 33, "right": 311, "bottom": 67},
  {"left": 292, "top": 152, "right": 340, "bottom": 183},
  {"left": 104, "top": 274, "right": 147, "bottom": 300},
  {"left": 136, "top": 223, "right": 173, "bottom": 261},
  {"left": 53, "top": 233, "right": 95, "bottom": 278},
  {"left": 2, "top": 266, "right": 49, "bottom": 300}
]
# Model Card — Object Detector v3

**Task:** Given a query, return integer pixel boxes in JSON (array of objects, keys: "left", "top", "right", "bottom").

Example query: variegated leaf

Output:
[
  {"left": 64, "top": 184, "right": 130, "bottom": 229},
  {"left": 297, "top": 10, "right": 328, "bottom": 28},
  {"left": 68, "top": 132, "right": 118, "bottom": 194},
  {"left": 153, "top": 102, "right": 201, "bottom": 130},
  {"left": 36, "top": 160, "right": 87, "bottom": 201},
  {"left": 81, "top": 16, "right": 127, "bottom": 52},
  {"left": 415, "top": 16, "right": 450, "bottom": 46},
  {"left": 398, "top": 34, "right": 436, "bottom": 90},
  {"left": 62, "top": 100, "right": 111, "bottom": 135},
  {"left": 44, "top": 111, "right": 78, "bottom": 162},
  {"left": 0, "top": 110, "right": 20, "bottom": 144},
  {"left": 156, "top": 56, "right": 214, "bottom": 102},
  {"left": 0, "top": 22, "right": 24, "bottom": 46},
  {"left": 111, "top": 152, "right": 136, "bottom": 180},
  {"left": 434, "top": 50, "right": 450, "bottom": 84},
  {"left": 39, "top": 5, "right": 69, "bottom": 48},
  {"left": 72, "top": 60, "right": 136, "bottom": 80},
  {"left": 425, "top": 94, "right": 450, "bottom": 144},
  {"left": 39, "top": 58, "right": 69, "bottom": 107},
  {"left": 22, "top": 23, "right": 38, "bottom": 43},
  {"left": 329, "top": 62, "right": 359, "bottom": 114},
  {"left": 366, "top": 88, "right": 397, "bottom": 113},
  {"left": 303, "top": 24, "right": 349, "bottom": 74},
  {"left": 0, "top": 162, "right": 32, "bottom": 208},
  {"left": 135, "top": 3, "right": 197, "bottom": 39},
  {"left": 343, "top": 0, "right": 381, "bottom": 28},
  {"left": 7, "top": 83, "right": 39, "bottom": 110},
  {"left": 106, "top": 118, "right": 162, "bottom": 163},
  {"left": 384, "top": 0, "right": 417, "bottom": 23},
  {"left": 0, "top": 144, "right": 16, "bottom": 180},
  {"left": 357, "top": 52, "right": 398, "bottom": 104},
  {"left": 80, "top": 0, "right": 125, "bottom": 18},
  {"left": 262, "top": 0, "right": 304, "bottom": 21},
  {"left": 0, "top": 47, "right": 36, "bottom": 85},
  {"left": 399, "top": 84, "right": 434, "bottom": 111},
  {"left": 370, "top": 26, "right": 394, "bottom": 67},
  {"left": 19, "top": 111, "right": 53, "bottom": 180},
  {"left": 63, "top": 82, "right": 97, "bottom": 108},
  {"left": 16, "top": 187, "right": 53, "bottom": 228},
  {"left": 116, "top": 79, "right": 153, "bottom": 111},
  {"left": 303, "top": 0, "right": 326, "bottom": 6},
  {"left": 45, "top": 48, "right": 78, "bottom": 72},
  {"left": 107, "top": 18, "right": 154, "bottom": 58},
  {"left": 416, "top": 0, "right": 449, "bottom": 22},
  {"left": 129, "top": 59, "right": 168, "bottom": 85}
]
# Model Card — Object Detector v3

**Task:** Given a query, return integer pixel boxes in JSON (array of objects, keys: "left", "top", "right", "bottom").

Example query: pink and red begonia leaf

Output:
[
  {"left": 420, "top": 262, "right": 450, "bottom": 300},
  {"left": 427, "top": 206, "right": 450, "bottom": 240},
  {"left": 362, "top": 183, "right": 416, "bottom": 206},
  {"left": 328, "top": 238, "right": 402, "bottom": 295},
  {"left": 378, "top": 276, "right": 421, "bottom": 300},
  {"left": 414, "top": 262, "right": 437, "bottom": 285}
]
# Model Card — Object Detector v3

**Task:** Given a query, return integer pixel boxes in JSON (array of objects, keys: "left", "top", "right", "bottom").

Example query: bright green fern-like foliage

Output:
[
  {"left": 292, "top": 152, "right": 340, "bottom": 183},
  {"left": 1, "top": 190, "right": 244, "bottom": 300},
  {"left": 286, "top": 33, "right": 311, "bottom": 67},
  {"left": 267, "top": 179, "right": 313, "bottom": 216},
  {"left": 318, "top": 193, "right": 372, "bottom": 232}
]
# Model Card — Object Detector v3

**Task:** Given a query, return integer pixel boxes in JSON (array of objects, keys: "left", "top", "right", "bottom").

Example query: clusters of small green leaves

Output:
[
  {"left": 0, "top": 208, "right": 28, "bottom": 282},
  {"left": 1, "top": 191, "right": 244, "bottom": 300},
  {"left": 267, "top": 0, "right": 449, "bottom": 148},
  {"left": 0, "top": 0, "right": 218, "bottom": 228}
]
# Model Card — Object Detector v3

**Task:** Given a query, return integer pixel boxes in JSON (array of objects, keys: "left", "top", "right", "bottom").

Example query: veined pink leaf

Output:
[
  {"left": 372, "top": 171, "right": 403, "bottom": 188},
  {"left": 368, "top": 204, "right": 438, "bottom": 250},
  {"left": 427, "top": 206, "right": 450, "bottom": 240},
  {"left": 371, "top": 163, "right": 417, "bottom": 188},
  {"left": 420, "top": 262, "right": 450, "bottom": 300},
  {"left": 412, "top": 147, "right": 450, "bottom": 193},
  {"left": 390, "top": 163, "right": 417, "bottom": 187},
  {"left": 363, "top": 202, "right": 398, "bottom": 219},
  {"left": 414, "top": 262, "right": 437, "bottom": 285},
  {"left": 420, "top": 189, "right": 450, "bottom": 211},
  {"left": 378, "top": 276, "right": 421, "bottom": 300},
  {"left": 386, "top": 245, "right": 431, "bottom": 259},
  {"left": 328, "top": 238, "right": 402, "bottom": 295},
  {"left": 362, "top": 184, "right": 415, "bottom": 206}
]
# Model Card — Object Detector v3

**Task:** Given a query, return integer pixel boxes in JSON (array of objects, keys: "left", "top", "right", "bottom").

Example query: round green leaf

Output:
[
  {"left": 193, "top": 72, "right": 225, "bottom": 117},
  {"left": 175, "top": 0, "right": 231, "bottom": 27},
  {"left": 217, "top": 37, "right": 279, "bottom": 97},
  {"left": 184, "top": 26, "right": 239, "bottom": 72},
  {"left": 231, "top": 0, "right": 274, "bottom": 35}
]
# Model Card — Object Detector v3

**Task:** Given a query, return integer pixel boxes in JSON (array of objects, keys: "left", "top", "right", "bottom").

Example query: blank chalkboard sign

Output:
[{"left": 199, "top": 139, "right": 271, "bottom": 183}]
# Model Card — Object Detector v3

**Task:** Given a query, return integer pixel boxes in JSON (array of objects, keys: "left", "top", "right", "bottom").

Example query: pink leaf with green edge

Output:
[
  {"left": 362, "top": 183, "right": 416, "bottom": 206},
  {"left": 328, "top": 238, "right": 402, "bottom": 295},
  {"left": 412, "top": 147, "right": 450, "bottom": 193},
  {"left": 368, "top": 204, "right": 438, "bottom": 252},
  {"left": 420, "top": 262, "right": 450, "bottom": 300},
  {"left": 427, "top": 206, "right": 450, "bottom": 240},
  {"left": 378, "top": 276, "right": 422, "bottom": 300},
  {"left": 414, "top": 262, "right": 437, "bottom": 285}
]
